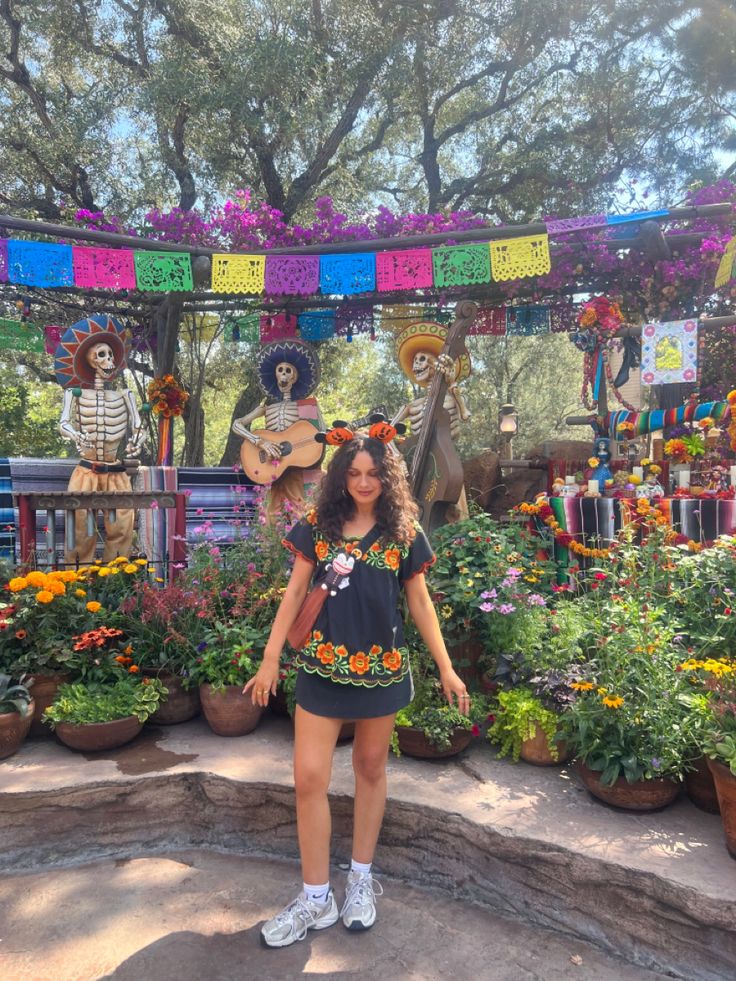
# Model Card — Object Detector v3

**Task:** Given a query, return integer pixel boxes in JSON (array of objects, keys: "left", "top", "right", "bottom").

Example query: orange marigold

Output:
[
  {"left": 316, "top": 642, "right": 335, "bottom": 665},
  {"left": 382, "top": 648, "right": 402, "bottom": 672},
  {"left": 349, "top": 652, "right": 371, "bottom": 675},
  {"left": 384, "top": 548, "right": 400, "bottom": 570}
]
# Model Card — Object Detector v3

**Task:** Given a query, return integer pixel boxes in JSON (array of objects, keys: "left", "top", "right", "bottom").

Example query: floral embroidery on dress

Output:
[{"left": 300, "top": 630, "right": 407, "bottom": 686}]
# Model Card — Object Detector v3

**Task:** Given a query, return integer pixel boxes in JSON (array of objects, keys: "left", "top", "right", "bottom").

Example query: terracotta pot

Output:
[
  {"left": 396, "top": 725, "right": 472, "bottom": 759},
  {"left": 575, "top": 761, "right": 679, "bottom": 811},
  {"left": 27, "top": 673, "right": 71, "bottom": 737},
  {"left": 143, "top": 670, "right": 200, "bottom": 725},
  {"left": 707, "top": 758, "right": 736, "bottom": 859},
  {"left": 685, "top": 756, "right": 720, "bottom": 814},
  {"left": 519, "top": 725, "right": 570, "bottom": 766},
  {"left": 0, "top": 699, "right": 35, "bottom": 760},
  {"left": 54, "top": 715, "right": 142, "bottom": 753},
  {"left": 199, "top": 683, "right": 264, "bottom": 736}
]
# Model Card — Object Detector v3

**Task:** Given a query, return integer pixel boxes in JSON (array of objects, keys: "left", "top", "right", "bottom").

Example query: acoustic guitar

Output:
[{"left": 240, "top": 408, "right": 386, "bottom": 484}]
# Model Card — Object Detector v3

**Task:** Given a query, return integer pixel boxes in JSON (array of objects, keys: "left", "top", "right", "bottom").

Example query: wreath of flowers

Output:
[
  {"left": 516, "top": 501, "right": 611, "bottom": 560},
  {"left": 147, "top": 375, "right": 189, "bottom": 418},
  {"left": 574, "top": 296, "right": 636, "bottom": 412}
]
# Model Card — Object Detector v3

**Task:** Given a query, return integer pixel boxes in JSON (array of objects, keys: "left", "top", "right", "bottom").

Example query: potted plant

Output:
[
  {"left": 0, "top": 568, "right": 99, "bottom": 735},
  {"left": 487, "top": 684, "right": 570, "bottom": 765},
  {"left": 43, "top": 674, "right": 166, "bottom": 752},
  {"left": 0, "top": 674, "right": 34, "bottom": 760},
  {"left": 191, "top": 621, "right": 266, "bottom": 736}
]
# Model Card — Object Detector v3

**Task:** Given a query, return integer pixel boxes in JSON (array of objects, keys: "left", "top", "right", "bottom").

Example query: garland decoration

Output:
[
  {"left": 516, "top": 501, "right": 611, "bottom": 560},
  {"left": 572, "top": 296, "right": 636, "bottom": 411},
  {"left": 728, "top": 389, "right": 736, "bottom": 452},
  {"left": 147, "top": 374, "right": 189, "bottom": 418}
]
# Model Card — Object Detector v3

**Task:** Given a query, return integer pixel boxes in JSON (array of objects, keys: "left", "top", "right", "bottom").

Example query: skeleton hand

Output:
[
  {"left": 73, "top": 431, "right": 95, "bottom": 452},
  {"left": 436, "top": 353, "right": 455, "bottom": 382},
  {"left": 125, "top": 432, "right": 147, "bottom": 457},
  {"left": 259, "top": 438, "right": 282, "bottom": 459}
]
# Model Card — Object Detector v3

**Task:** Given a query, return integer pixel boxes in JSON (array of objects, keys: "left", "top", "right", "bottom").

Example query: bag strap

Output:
[{"left": 312, "top": 523, "right": 382, "bottom": 584}]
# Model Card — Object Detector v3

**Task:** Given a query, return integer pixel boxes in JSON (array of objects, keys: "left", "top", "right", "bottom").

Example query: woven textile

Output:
[
  {"left": 10, "top": 457, "right": 77, "bottom": 565},
  {"left": 211, "top": 253, "right": 265, "bottom": 294},
  {"left": 134, "top": 251, "right": 193, "bottom": 291},
  {"left": 489, "top": 234, "right": 551, "bottom": 281},
  {"left": 545, "top": 215, "right": 606, "bottom": 235},
  {"left": 506, "top": 304, "right": 550, "bottom": 336},
  {"left": 471, "top": 307, "right": 506, "bottom": 335},
  {"left": 298, "top": 309, "right": 336, "bottom": 341},
  {"left": 178, "top": 466, "right": 258, "bottom": 544},
  {"left": 7, "top": 240, "right": 74, "bottom": 287},
  {"left": 73, "top": 246, "right": 137, "bottom": 290},
  {"left": 0, "top": 240, "right": 7, "bottom": 282},
  {"left": 264, "top": 255, "right": 320, "bottom": 295},
  {"left": 376, "top": 248, "right": 433, "bottom": 291},
  {"left": 134, "top": 466, "right": 178, "bottom": 578},
  {"left": 319, "top": 253, "right": 376, "bottom": 295},
  {"left": 432, "top": 244, "right": 491, "bottom": 287},
  {"left": 0, "top": 458, "right": 14, "bottom": 559},
  {"left": 715, "top": 235, "right": 736, "bottom": 288},
  {"left": 259, "top": 311, "right": 298, "bottom": 343}
]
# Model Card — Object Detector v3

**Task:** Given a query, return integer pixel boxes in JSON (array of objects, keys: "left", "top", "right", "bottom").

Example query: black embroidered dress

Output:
[{"left": 283, "top": 510, "right": 435, "bottom": 719}]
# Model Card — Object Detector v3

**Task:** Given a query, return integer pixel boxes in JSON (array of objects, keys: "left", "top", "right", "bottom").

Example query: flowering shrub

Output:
[
  {"left": 487, "top": 686, "right": 564, "bottom": 762},
  {"left": 679, "top": 658, "right": 736, "bottom": 774},
  {"left": 189, "top": 621, "right": 262, "bottom": 690}
]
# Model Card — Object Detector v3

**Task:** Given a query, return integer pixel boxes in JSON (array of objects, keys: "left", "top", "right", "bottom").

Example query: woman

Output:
[{"left": 244, "top": 433, "right": 469, "bottom": 949}]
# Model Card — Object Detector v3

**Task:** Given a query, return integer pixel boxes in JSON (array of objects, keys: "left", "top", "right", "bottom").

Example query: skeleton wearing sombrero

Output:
[
  {"left": 56, "top": 314, "right": 146, "bottom": 563},
  {"left": 232, "top": 338, "right": 324, "bottom": 515}
]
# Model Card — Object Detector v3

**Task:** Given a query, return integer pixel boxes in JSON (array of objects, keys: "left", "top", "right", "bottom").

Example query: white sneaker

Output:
[
  {"left": 340, "top": 871, "right": 383, "bottom": 931},
  {"left": 260, "top": 890, "right": 338, "bottom": 948}
]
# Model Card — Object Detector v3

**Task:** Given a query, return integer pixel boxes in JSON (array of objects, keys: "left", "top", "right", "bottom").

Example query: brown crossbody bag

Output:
[{"left": 286, "top": 526, "right": 382, "bottom": 650}]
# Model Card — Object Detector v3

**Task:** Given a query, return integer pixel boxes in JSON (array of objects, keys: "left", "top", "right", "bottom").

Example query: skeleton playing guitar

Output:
[{"left": 241, "top": 408, "right": 386, "bottom": 484}]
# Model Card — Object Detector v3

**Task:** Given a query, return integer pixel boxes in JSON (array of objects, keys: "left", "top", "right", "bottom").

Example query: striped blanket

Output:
[{"left": 0, "top": 458, "right": 14, "bottom": 559}]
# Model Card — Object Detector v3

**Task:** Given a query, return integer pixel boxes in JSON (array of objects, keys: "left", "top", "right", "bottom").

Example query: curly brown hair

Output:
[{"left": 316, "top": 437, "right": 419, "bottom": 544}]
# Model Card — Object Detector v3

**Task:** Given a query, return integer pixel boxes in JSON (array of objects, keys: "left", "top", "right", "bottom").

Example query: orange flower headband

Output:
[{"left": 315, "top": 413, "right": 406, "bottom": 446}]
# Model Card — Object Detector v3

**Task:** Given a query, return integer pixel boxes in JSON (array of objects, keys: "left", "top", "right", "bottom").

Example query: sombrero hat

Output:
[
  {"left": 54, "top": 314, "right": 130, "bottom": 389},
  {"left": 395, "top": 321, "right": 470, "bottom": 387},
  {"left": 257, "top": 338, "right": 321, "bottom": 400}
]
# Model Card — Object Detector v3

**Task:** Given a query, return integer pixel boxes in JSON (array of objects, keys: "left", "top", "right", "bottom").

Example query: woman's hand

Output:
[
  {"left": 243, "top": 660, "right": 280, "bottom": 707},
  {"left": 440, "top": 668, "right": 471, "bottom": 715}
]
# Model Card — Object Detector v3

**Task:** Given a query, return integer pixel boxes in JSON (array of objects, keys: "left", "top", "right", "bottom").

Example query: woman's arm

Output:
[
  {"left": 243, "top": 555, "right": 314, "bottom": 701},
  {"left": 404, "top": 573, "right": 469, "bottom": 711}
]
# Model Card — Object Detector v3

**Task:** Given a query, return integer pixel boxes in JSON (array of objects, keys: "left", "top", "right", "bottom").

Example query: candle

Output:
[
  {"left": 731, "top": 466, "right": 736, "bottom": 487},
  {"left": 678, "top": 469, "right": 690, "bottom": 489},
  {"left": 588, "top": 479, "right": 599, "bottom": 494},
  {"left": 632, "top": 467, "right": 644, "bottom": 481}
]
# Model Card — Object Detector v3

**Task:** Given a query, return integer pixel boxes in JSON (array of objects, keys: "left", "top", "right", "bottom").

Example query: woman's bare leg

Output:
[
  {"left": 293, "top": 706, "right": 343, "bottom": 883},
  {"left": 350, "top": 714, "right": 396, "bottom": 864}
]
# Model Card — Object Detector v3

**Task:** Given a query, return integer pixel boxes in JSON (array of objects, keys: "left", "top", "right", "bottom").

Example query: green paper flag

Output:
[
  {"left": 432, "top": 244, "right": 491, "bottom": 287},
  {"left": 134, "top": 251, "right": 194, "bottom": 292},
  {"left": 0, "top": 318, "right": 45, "bottom": 353}
]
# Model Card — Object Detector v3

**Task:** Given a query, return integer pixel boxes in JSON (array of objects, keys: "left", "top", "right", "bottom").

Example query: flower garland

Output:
[
  {"left": 574, "top": 296, "right": 637, "bottom": 412},
  {"left": 728, "top": 388, "right": 736, "bottom": 452},
  {"left": 516, "top": 501, "right": 611, "bottom": 559},
  {"left": 147, "top": 375, "right": 189, "bottom": 418}
]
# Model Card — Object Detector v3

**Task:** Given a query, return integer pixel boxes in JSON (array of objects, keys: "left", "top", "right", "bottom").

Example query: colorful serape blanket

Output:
[
  {"left": 9, "top": 457, "right": 77, "bottom": 565},
  {"left": 134, "top": 465, "right": 178, "bottom": 577},
  {"left": 177, "top": 467, "right": 258, "bottom": 544},
  {"left": 656, "top": 497, "right": 736, "bottom": 543},
  {"left": 0, "top": 458, "right": 14, "bottom": 559}
]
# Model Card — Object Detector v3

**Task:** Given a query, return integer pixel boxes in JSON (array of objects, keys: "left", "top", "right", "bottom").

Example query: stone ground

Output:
[
  {"left": 0, "top": 850, "right": 670, "bottom": 981},
  {"left": 1, "top": 714, "right": 735, "bottom": 980}
]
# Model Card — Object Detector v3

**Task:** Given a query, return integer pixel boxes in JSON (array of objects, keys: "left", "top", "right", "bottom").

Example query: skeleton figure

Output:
[
  {"left": 232, "top": 340, "right": 323, "bottom": 517},
  {"left": 58, "top": 329, "right": 146, "bottom": 564},
  {"left": 391, "top": 350, "right": 470, "bottom": 440}
]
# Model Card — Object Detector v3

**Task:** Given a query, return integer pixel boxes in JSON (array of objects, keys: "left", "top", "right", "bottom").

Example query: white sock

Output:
[
  {"left": 350, "top": 859, "right": 372, "bottom": 877},
  {"left": 303, "top": 881, "right": 330, "bottom": 904}
]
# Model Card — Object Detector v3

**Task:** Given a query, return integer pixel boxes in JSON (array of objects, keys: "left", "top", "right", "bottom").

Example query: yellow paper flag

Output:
[
  {"left": 211, "top": 254, "right": 266, "bottom": 294},
  {"left": 715, "top": 236, "right": 736, "bottom": 288},
  {"left": 490, "top": 234, "right": 551, "bottom": 282}
]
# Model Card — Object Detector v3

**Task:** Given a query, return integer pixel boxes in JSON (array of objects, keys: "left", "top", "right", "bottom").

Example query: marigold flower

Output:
[
  {"left": 134, "top": 558, "right": 148, "bottom": 566},
  {"left": 46, "top": 579, "right": 66, "bottom": 595},
  {"left": 8, "top": 577, "right": 29, "bottom": 592},
  {"left": 86, "top": 601, "right": 102, "bottom": 612},
  {"left": 26, "top": 570, "right": 47, "bottom": 587},
  {"left": 36, "top": 590, "right": 54, "bottom": 604},
  {"left": 97, "top": 568, "right": 111, "bottom": 577},
  {"left": 75, "top": 588, "right": 87, "bottom": 597},
  {"left": 128, "top": 664, "right": 140, "bottom": 673},
  {"left": 349, "top": 651, "right": 371, "bottom": 674},
  {"left": 382, "top": 648, "right": 402, "bottom": 671}
]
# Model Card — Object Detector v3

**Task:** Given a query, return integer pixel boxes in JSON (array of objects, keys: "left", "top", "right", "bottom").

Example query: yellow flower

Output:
[
  {"left": 602, "top": 695, "right": 624, "bottom": 709},
  {"left": 111, "top": 557, "right": 128, "bottom": 565},
  {"left": 134, "top": 558, "right": 148, "bottom": 566},
  {"left": 109, "top": 568, "right": 120, "bottom": 575},
  {"left": 597, "top": 687, "right": 607, "bottom": 695},
  {"left": 75, "top": 588, "right": 87, "bottom": 597},
  {"left": 440, "top": 605, "right": 453, "bottom": 619},
  {"left": 629, "top": 474, "right": 642, "bottom": 486},
  {"left": 46, "top": 579, "right": 66, "bottom": 596},
  {"left": 123, "top": 564, "right": 138, "bottom": 574},
  {"left": 587, "top": 457, "right": 600, "bottom": 468},
  {"left": 570, "top": 681, "right": 594, "bottom": 691},
  {"left": 26, "top": 570, "right": 48, "bottom": 587},
  {"left": 8, "top": 577, "right": 29, "bottom": 592},
  {"left": 86, "top": 601, "right": 102, "bottom": 613},
  {"left": 97, "top": 568, "right": 111, "bottom": 577},
  {"left": 640, "top": 458, "right": 651, "bottom": 467},
  {"left": 36, "top": 590, "right": 54, "bottom": 604},
  {"left": 155, "top": 577, "right": 164, "bottom": 583}
]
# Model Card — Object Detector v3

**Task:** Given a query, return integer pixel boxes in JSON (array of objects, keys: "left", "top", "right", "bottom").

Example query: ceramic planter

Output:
[
  {"left": 199, "top": 683, "right": 264, "bottom": 736},
  {"left": 0, "top": 699, "right": 35, "bottom": 760},
  {"left": 27, "top": 673, "right": 71, "bottom": 737},
  {"left": 519, "top": 725, "right": 570, "bottom": 766},
  {"left": 685, "top": 756, "right": 720, "bottom": 814},
  {"left": 54, "top": 715, "right": 142, "bottom": 752},
  {"left": 143, "top": 670, "right": 200, "bottom": 725},
  {"left": 396, "top": 725, "right": 472, "bottom": 759},
  {"left": 707, "top": 758, "right": 736, "bottom": 859},
  {"left": 575, "top": 761, "right": 679, "bottom": 811}
]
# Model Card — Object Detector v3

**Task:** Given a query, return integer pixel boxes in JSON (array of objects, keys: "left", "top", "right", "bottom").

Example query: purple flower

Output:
[
  {"left": 479, "top": 602, "right": 495, "bottom": 613},
  {"left": 480, "top": 589, "right": 498, "bottom": 600},
  {"left": 527, "top": 593, "right": 547, "bottom": 607},
  {"left": 651, "top": 758, "right": 661, "bottom": 770},
  {"left": 497, "top": 603, "right": 516, "bottom": 615},
  {"left": 197, "top": 641, "right": 208, "bottom": 652},
  {"left": 505, "top": 567, "right": 522, "bottom": 578}
]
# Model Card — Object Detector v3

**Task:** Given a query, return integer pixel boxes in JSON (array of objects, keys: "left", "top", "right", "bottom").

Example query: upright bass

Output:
[{"left": 401, "top": 300, "right": 477, "bottom": 535}]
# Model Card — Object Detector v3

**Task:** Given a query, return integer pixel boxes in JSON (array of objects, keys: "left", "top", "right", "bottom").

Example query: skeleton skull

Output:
[
  {"left": 275, "top": 361, "right": 298, "bottom": 393},
  {"left": 412, "top": 350, "right": 436, "bottom": 385},
  {"left": 86, "top": 342, "right": 116, "bottom": 378}
]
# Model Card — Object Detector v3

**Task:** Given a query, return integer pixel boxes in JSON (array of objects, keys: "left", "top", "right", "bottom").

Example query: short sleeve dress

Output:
[{"left": 283, "top": 509, "right": 435, "bottom": 719}]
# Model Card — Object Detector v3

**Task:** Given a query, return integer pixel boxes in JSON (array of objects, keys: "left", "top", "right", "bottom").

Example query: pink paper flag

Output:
[
  {"left": 72, "top": 246, "right": 137, "bottom": 290},
  {"left": 376, "top": 249, "right": 434, "bottom": 291}
]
